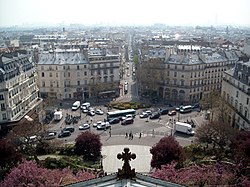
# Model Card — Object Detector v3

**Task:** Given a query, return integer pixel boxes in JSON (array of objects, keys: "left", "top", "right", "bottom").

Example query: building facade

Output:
[
  {"left": 37, "top": 48, "right": 120, "bottom": 101},
  {"left": 138, "top": 46, "right": 237, "bottom": 104},
  {"left": 0, "top": 51, "right": 41, "bottom": 124},
  {"left": 221, "top": 60, "right": 250, "bottom": 130}
]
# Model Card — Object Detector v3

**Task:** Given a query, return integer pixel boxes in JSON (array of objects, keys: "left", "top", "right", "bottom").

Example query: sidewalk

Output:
[{"left": 100, "top": 134, "right": 161, "bottom": 174}]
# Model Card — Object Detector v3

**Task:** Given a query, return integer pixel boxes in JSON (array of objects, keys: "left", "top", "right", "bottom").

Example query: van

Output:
[{"left": 72, "top": 101, "right": 80, "bottom": 111}]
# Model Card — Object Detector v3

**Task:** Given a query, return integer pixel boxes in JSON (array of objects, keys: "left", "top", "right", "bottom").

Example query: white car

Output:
[
  {"left": 121, "top": 114, "right": 134, "bottom": 120},
  {"left": 79, "top": 123, "right": 90, "bottom": 130},
  {"left": 95, "top": 109, "right": 104, "bottom": 115},
  {"left": 139, "top": 112, "right": 149, "bottom": 118},
  {"left": 124, "top": 80, "right": 128, "bottom": 85},
  {"left": 93, "top": 121, "right": 102, "bottom": 128},
  {"left": 97, "top": 122, "right": 111, "bottom": 130}
]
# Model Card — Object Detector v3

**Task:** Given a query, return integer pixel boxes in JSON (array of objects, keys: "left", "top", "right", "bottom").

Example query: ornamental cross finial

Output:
[{"left": 117, "top": 147, "right": 136, "bottom": 179}]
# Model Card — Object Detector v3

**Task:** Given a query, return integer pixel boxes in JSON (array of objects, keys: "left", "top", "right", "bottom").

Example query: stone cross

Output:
[{"left": 117, "top": 147, "right": 136, "bottom": 179}]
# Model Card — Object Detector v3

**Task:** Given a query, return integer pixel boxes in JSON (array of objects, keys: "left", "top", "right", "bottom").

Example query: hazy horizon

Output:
[{"left": 1, "top": 0, "right": 250, "bottom": 28}]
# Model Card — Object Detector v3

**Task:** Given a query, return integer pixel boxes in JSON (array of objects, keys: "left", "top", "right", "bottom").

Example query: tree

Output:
[
  {"left": 150, "top": 136, "right": 184, "bottom": 169},
  {"left": 75, "top": 132, "right": 102, "bottom": 160},
  {"left": 0, "top": 139, "right": 22, "bottom": 169},
  {"left": 0, "top": 139, "right": 22, "bottom": 181},
  {"left": 0, "top": 160, "right": 96, "bottom": 187},
  {"left": 151, "top": 162, "right": 250, "bottom": 186},
  {"left": 195, "top": 121, "right": 237, "bottom": 155},
  {"left": 231, "top": 130, "right": 250, "bottom": 165}
]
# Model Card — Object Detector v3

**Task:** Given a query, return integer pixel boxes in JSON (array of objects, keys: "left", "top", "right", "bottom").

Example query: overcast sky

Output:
[{"left": 0, "top": 0, "right": 250, "bottom": 27}]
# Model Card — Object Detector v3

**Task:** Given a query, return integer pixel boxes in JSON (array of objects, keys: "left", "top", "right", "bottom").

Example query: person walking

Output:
[
  {"left": 139, "top": 132, "right": 142, "bottom": 139},
  {"left": 125, "top": 132, "right": 128, "bottom": 138},
  {"left": 131, "top": 133, "right": 133, "bottom": 140}
]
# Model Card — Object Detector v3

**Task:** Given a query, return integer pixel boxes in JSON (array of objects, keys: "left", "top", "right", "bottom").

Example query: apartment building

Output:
[
  {"left": 0, "top": 51, "right": 41, "bottom": 124},
  {"left": 37, "top": 47, "right": 120, "bottom": 100},
  {"left": 221, "top": 60, "right": 250, "bottom": 130},
  {"left": 37, "top": 49, "right": 89, "bottom": 100},
  {"left": 88, "top": 48, "right": 120, "bottom": 99},
  {"left": 138, "top": 46, "right": 237, "bottom": 104}
]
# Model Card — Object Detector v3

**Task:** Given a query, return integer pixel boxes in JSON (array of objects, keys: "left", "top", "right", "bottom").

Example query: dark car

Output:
[
  {"left": 109, "top": 118, "right": 120, "bottom": 124},
  {"left": 159, "top": 108, "right": 169, "bottom": 115},
  {"left": 63, "top": 126, "right": 75, "bottom": 133},
  {"left": 58, "top": 130, "right": 71, "bottom": 138},
  {"left": 150, "top": 112, "right": 161, "bottom": 119},
  {"left": 121, "top": 118, "right": 134, "bottom": 125}
]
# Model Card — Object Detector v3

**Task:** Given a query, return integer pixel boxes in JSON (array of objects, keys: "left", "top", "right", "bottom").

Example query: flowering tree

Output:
[
  {"left": 231, "top": 130, "right": 250, "bottom": 165},
  {"left": 152, "top": 162, "right": 250, "bottom": 186},
  {"left": 0, "top": 160, "right": 96, "bottom": 187},
  {"left": 150, "top": 136, "right": 184, "bottom": 169},
  {"left": 75, "top": 131, "right": 102, "bottom": 160}
]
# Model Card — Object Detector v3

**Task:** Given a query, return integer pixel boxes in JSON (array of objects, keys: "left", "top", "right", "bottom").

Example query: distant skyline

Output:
[{"left": 1, "top": 0, "right": 250, "bottom": 27}]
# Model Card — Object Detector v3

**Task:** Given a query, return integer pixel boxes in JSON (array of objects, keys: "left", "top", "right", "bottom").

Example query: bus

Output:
[
  {"left": 107, "top": 109, "right": 136, "bottom": 120},
  {"left": 179, "top": 105, "right": 192, "bottom": 113}
]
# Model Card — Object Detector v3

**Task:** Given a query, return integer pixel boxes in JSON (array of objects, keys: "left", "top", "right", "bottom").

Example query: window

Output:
[
  {"left": 41, "top": 66, "right": 44, "bottom": 70},
  {"left": 77, "top": 72, "right": 80, "bottom": 77},
  {"left": 2, "top": 113, "right": 7, "bottom": 120},
  {"left": 68, "top": 72, "right": 70, "bottom": 77},
  {"left": 77, "top": 81, "right": 80, "bottom": 86},
  {"left": 110, "top": 69, "right": 113, "bottom": 74},
  {"left": 84, "top": 71, "right": 87, "bottom": 76},
  {"left": 49, "top": 72, "right": 52, "bottom": 77},
  {"left": 84, "top": 65, "right": 87, "bottom": 68},
  {"left": 236, "top": 91, "right": 239, "bottom": 98},
  {"left": 41, "top": 72, "right": 44, "bottom": 77},
  {"left": 0, "top": 94, "right": 4, "bottom": 100},
  {"left": 104, "top": 77, "right": 107, "bottom": 83},
  {"left": 56, "top": 73, "right": 58, "bottom": 77},
  {"left": 50, "top": 81, "right": 53, "bottom": 87},
  {"left": 174, "top": 72, "right": 177, "bottom": 77},
  {"left": 1, "top": 103, "right": 5, "bottom": 111},
  {"left": 77, "top": 65, "right": 79, "bottom": 70},
  {"left": 247, "top": 98, "right": 249, "bottom": 105},
  {"left": 104, "top": 69, "right": 107, "bottom": 75},
  {"left": 42, "top": 81, "right": 45, "bottom": 87},
  {"left": 181, "top": 80, "right": 184, "bottom": 86}
]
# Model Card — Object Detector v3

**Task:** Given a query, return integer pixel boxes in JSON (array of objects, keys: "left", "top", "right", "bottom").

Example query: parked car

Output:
[
  {"left": 145, "top": 110, "right": 152, "bottom": 115},
  {"left": 95, "top": 109, "right": 104, "bottom": 115},
  {"left": 79, "top": 123, "right": 90, "bottom": 130},
  {"left": 159, "top": 108, "right": 169, "bottom": 115},
  {"left": 139, "top": 112, "right": 149, "bottom": 118},
  {"left": 108, "top": 118, "right": 120, "bottom": 124},
  {"left": 150, "top": 112, "right": 161, "bottom": 119},
  {"left": 124, "top": 80, "right": 128, "bottom": 85},
  {"left": 168, "top": 110, "right": 177, "bottom": 116},
  {"left": 58, "top": 130, "right": 71, "bottom": 138},
  {"left": 121, "top": 117, "right": 134, "bottom": 125},
  {"left": 63, "top": 126, "right": 75, "bottom": 133},
  {"left": 87, "top": 110, "right": 95, "bottom": 116}
]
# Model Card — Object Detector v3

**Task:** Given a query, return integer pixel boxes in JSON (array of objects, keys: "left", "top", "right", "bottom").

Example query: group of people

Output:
[{"left": 125, "top": 132, "right": 142, "bottom": 139}]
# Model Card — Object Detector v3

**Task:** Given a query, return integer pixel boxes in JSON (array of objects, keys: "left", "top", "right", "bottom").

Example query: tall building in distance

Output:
[{"left": 0, "top": 51, "right": 41, "bottom": 124}]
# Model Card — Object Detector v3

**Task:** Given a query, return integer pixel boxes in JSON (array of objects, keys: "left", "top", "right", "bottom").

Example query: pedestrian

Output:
[
  {"left": 131, "top": 134, "right": 133, "bottom": 140},
  {"left": 125, "top": 132, "right": 128, "bottom": 138},
  {"left": 158, "top": 117, "right": 161, "bottom": 122},
  {"left": 129, "top": 132, "right": 132, "bottom": 140},
  {"left": 152, "top": 129, "right": 155, "bottom": 137},
  {"left": 139, "top": 132, "right": 141, "bottom": 139}
]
